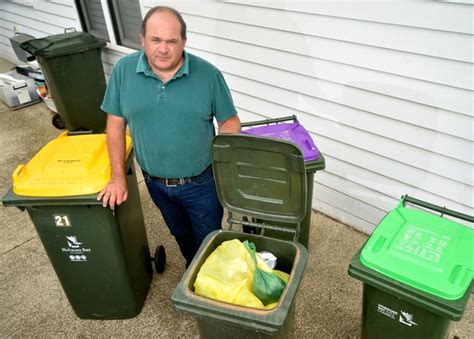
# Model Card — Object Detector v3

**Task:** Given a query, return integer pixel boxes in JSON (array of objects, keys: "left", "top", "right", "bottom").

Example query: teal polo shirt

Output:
[{"left": 101, "top": 50, "right": 238, "bottom": 178}]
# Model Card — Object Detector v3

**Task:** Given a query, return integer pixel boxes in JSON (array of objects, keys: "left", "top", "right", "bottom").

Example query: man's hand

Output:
[{"left": 97, "top": 175, "right": 128, "bottom": 209}]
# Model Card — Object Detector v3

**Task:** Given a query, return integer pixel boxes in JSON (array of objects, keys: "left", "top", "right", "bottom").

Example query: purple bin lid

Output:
[{"left": 242, "top": 120, "right": 320, "bottom": 161}]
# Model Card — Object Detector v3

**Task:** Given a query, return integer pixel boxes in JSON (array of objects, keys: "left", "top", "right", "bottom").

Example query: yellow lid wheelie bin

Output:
[{"left": 2, "top": 132, "right": 160, "bottom": 319}]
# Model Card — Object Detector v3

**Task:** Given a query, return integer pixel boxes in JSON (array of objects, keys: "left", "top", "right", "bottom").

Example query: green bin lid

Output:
[
  {"left": 212, "top": 134, "right": 307, "bottom": 224},
  {"left": 360, "top": 201, "right": 474, "bottom": 300},
  {"left": 20, "top": 31, "right": 106, "bottom": 58}
]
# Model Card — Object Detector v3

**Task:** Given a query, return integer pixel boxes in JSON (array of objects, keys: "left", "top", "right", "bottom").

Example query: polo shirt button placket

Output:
[{"left": 158, "top": 83, "right": 166, "bottom": 101}]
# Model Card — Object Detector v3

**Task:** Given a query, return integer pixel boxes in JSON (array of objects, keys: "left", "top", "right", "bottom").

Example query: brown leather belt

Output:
[{"left": 148, "top": 166, "right": 210, "bottom": 187}]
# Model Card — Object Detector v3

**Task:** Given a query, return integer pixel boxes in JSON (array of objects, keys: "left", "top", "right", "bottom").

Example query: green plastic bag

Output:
[{"left": 243, "top": 240, "right": 287, "bottom": 305}]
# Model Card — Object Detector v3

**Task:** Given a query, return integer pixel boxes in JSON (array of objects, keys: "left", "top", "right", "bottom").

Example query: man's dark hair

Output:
[{"left": 141, "top": 6, "right": 187, "bottom": 40}]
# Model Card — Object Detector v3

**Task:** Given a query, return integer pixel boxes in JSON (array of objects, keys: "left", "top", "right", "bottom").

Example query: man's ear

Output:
[{"left": 140, "top": 33, "right": 145, "bottom": 48}]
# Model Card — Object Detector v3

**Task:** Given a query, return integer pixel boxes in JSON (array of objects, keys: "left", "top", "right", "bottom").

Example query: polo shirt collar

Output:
[
  {"left": 175, "top": 51, "right": 189, "bottom": 77},
  {"left": 136, "top": 51, "right": 189, "bottom": 79}
]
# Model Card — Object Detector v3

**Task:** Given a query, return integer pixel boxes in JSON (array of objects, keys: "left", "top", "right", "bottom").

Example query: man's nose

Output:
[{"left": 157, "top": 42, "right": 168, "bottom": 53}]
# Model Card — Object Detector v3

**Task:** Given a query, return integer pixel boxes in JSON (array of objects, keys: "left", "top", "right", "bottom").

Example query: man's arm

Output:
[
  {"left": 218, "top": 115, "right": 241, "bottom": 134},
  {"left": 97, "top": 114, "right": 128, "bottom": 209}
]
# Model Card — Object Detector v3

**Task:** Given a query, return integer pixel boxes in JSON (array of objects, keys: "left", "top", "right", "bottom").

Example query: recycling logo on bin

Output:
[
  {"left": 61, "top": 235, "right": 91, "bottom": 262},
  {"left": 399, "top": 310, "right": 418, "bottom": 327},
  {"left": 377, "top": 304, "right": 418, "bottom": 327}
]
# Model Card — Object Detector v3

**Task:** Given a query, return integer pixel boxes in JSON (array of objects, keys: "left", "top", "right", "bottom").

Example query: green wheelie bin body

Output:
[
  {"left": 241, "top": 115, "right": 325, "bottom": 249},
  {"left": 172, "top": 231, "right": 307, "bottom": 338},
  {"left": 20, "top": 31, "right": 107, "bottom": 133},
  {"left": 172, "top": 134, "right": 310, "bottom": 338},
  {"left": 348, "top": 196, "right": 473, "bottom": 338},
  {"left": 2, "top": 133, "right": 152, "bottom": 319}
]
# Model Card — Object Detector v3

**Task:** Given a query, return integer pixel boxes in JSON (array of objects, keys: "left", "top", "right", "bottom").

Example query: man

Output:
[{"left": 98, "top": 6, "right": 240, "bottom": 267}]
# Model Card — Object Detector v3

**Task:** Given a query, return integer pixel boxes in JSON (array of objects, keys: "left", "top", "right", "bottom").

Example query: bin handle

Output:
[
  {"left": 57, "top": 130, "right": 69, "bottom": 139},
  {"left": 64, "top": 28, "right": 77, "bottom": 34},
  {"left": 68, "top": 130, "right": 93, "bottom": 136},
  {"left": 227, "top": 211, "right": 301, "bottom": 241},
  {"left": 241, "top": 115, "right": 296, "bottom": 128},
  {"left": 400, "top": 194, "right": 473, "bottom": 223},
  {"left": 12, "top": 164, "right": 26, "bottom": 181},
  {"left": 29, "top": 41, "right": 54, "bottom": 55}
]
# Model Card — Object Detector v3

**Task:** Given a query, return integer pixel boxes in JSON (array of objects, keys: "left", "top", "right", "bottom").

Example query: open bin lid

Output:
[
  {"left": 212, "top": 134, "right": 307, "bottom": 224},
  {"left": 12, "top": 132, "right": 132, "bottom": 197},
  {"left": 242, "top": 120, "right": 319, "bottom": 161},
  {"left": 360, "top": 201, "right": 474, "bottom": 300},
  {"left": 20, "top": 31, "right": 106, "bottom": 58}
]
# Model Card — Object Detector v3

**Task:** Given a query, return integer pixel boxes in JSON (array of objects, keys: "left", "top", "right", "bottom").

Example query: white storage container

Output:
[{"left": 0, "top": 71, "right": 40, "bottom": 109}]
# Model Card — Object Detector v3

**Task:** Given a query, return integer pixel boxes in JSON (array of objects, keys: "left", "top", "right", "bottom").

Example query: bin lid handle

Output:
[{"left": 400, "top": 194, "right": 473, "bottom": 223}]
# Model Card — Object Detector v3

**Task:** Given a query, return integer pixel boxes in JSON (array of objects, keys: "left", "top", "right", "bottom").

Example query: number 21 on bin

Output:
[{"left": 54, "top": 215, "right": 71, "bottom": 227}]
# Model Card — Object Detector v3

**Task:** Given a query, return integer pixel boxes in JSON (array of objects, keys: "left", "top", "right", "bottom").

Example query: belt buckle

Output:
[
  {"left": 165, "top": 178, "right": 186, "bottom": 187},
  {"left": 165, "top": 178, "right": 178, "bottom": 187}
]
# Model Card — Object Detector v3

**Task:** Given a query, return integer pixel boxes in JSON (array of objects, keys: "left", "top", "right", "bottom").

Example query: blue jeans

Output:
[{"left": 142, "top": 166, "right": 223, "bottom": 266}]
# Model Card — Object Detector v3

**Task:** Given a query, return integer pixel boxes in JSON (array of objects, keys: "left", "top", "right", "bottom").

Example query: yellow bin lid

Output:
[{"left": 12, "top": 132, "right": 132, "bottom": 197}]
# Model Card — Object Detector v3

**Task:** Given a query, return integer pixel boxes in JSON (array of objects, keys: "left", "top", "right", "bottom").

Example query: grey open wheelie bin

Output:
[
  {"left": 172, "top": 134, "right": 310, "bottom": 338},
  {"left": 241, "top": 115, "right": 325, "bottom": 249},
  {"left": 2, "top": 132, "right": 165, "bottom": 319},
  {"left": 349, "top": 195, "right": 473, "bottom": 338},
  {"left": 20, "top": 30, "right": 107, "bottom": 132}
]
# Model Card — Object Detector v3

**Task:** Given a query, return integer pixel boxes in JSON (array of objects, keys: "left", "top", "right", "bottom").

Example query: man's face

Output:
[{"left": 141, "top": 11, "right": 186, "bottom": 76}]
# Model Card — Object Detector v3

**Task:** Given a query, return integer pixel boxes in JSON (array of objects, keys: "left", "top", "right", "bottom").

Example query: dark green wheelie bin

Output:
[
  {"left": 173, "top": 231, "right": 308, "bottom": 338},
  {"left": 241, "top": 115, "right": 325, "bottom": 249},
  {"left": 349, "top": 195, "right": 473, "bottom": 338},
  {"left": 2, "top": 132, "right": 153, "bottom": 319},
  {"left": 172, "top": 134, "right": 310, "bottom": 338},
  {"left": 20, "top": 30, "right": 107, "bottom": 133}
]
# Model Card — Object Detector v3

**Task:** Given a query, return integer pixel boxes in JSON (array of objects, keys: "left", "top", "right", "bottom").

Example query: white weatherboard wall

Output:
[
  {"left": 149, "top": 0, "right": 473, "bottom": 233},
  {"left": 1, "top": 1, "right": 473, "bottom": 233}
]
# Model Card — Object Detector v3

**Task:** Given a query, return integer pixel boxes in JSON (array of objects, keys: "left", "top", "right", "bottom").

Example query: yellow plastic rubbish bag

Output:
[{"left": 194, "top": 239, "right": 289, "bottom": 309}]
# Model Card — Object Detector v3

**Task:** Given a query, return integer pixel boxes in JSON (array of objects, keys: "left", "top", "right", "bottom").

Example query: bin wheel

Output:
[
  {"left": 153, "top": 245, "right": 166, "bottom": 274},
  {"left": 52, "top": 113, "right": 65, "bottom": 130},
  {"left": 242, "top": 216, "right": 259, "bottom": 235}
]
